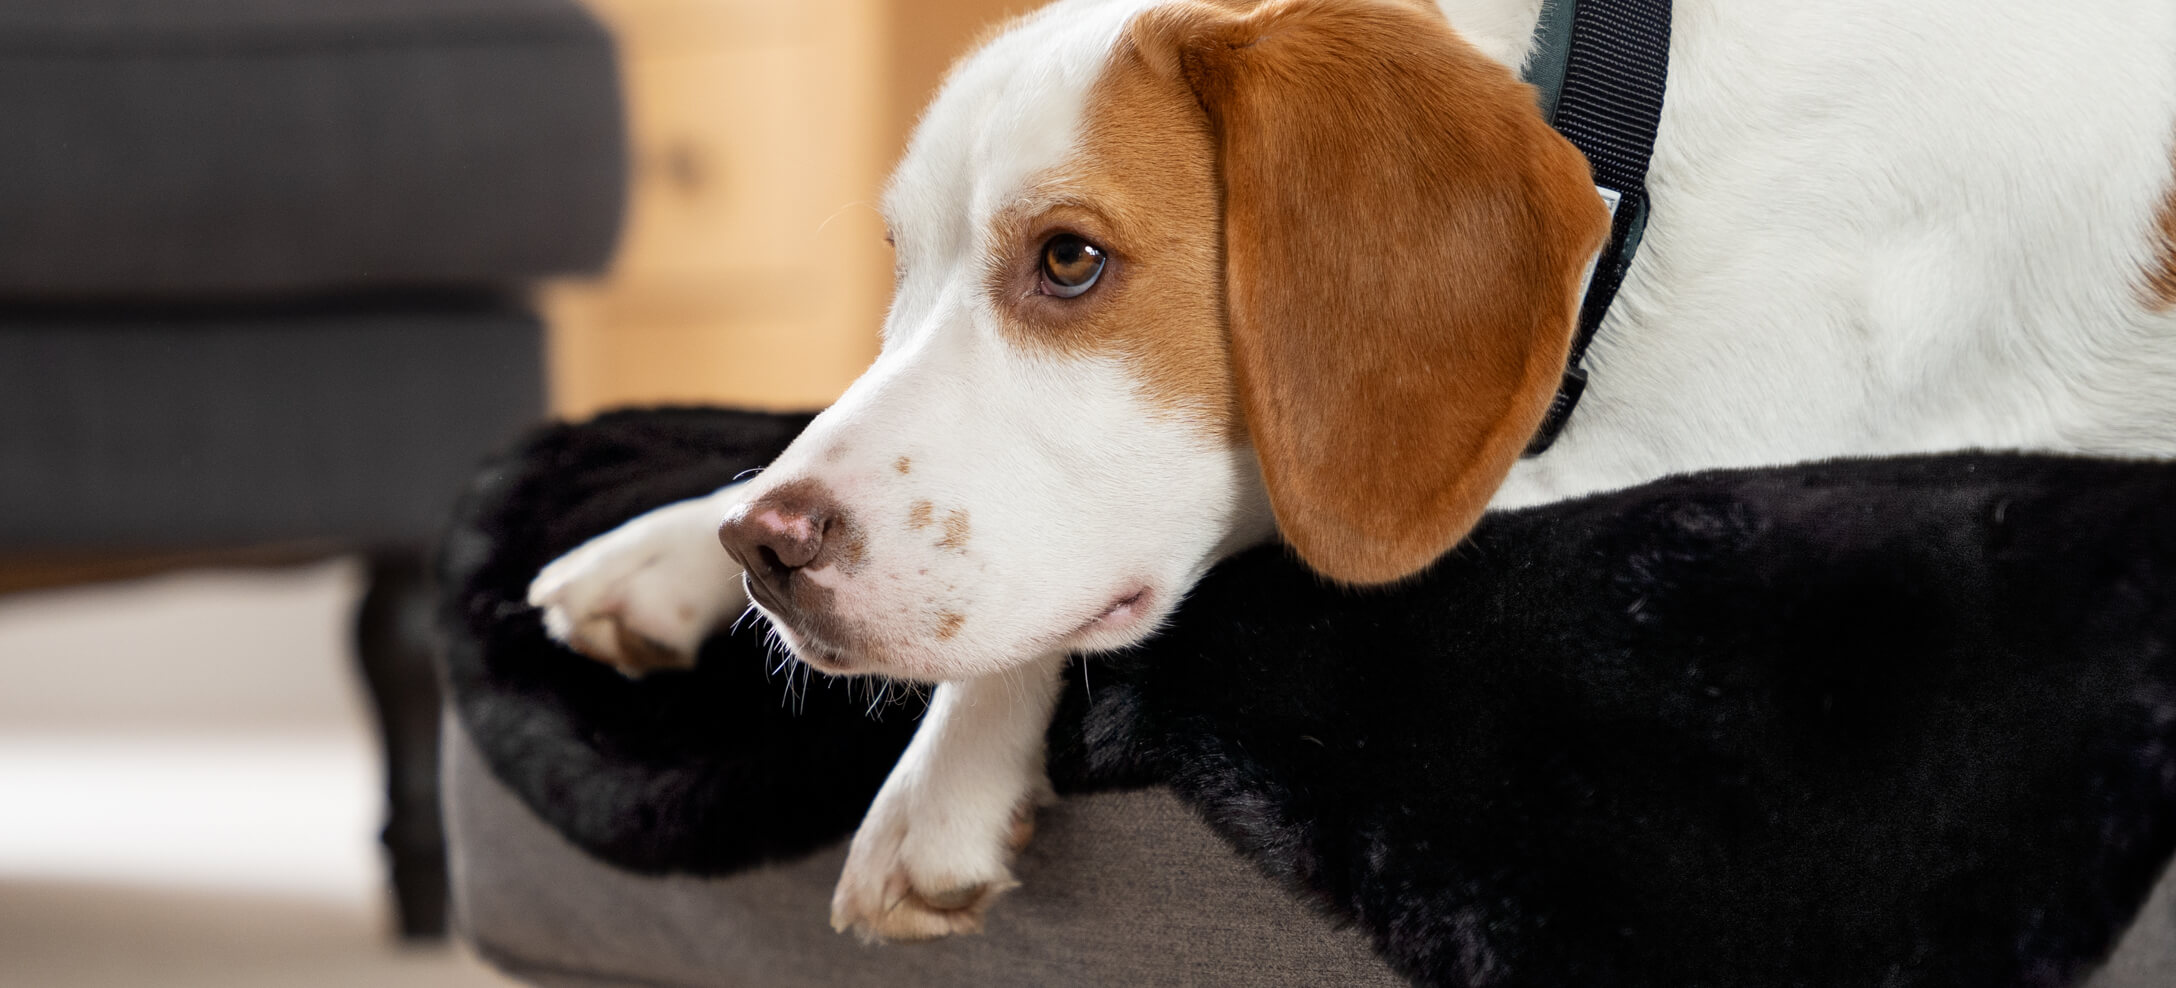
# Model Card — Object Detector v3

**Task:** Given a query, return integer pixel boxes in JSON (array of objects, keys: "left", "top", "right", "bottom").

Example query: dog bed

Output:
[{"left": 440, "top": 408, "right": 2176, "bottom": 987}]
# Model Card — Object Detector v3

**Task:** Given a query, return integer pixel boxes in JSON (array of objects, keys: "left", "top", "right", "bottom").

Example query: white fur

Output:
[
  {"left": 527, "top": 484, "right": 751, "bottom": 672},
  {"left": 1496, "top": 0, "right": 2176, "bottom": 507},
  {"left": 829, "top": 651, "right": 1067, "bottom": 939},
  {"left": 730, "top": 0, "right": 1268, "bottom": 689},
  {"left": 531, "top": 0, "right": 2176, "bottom": 941}
]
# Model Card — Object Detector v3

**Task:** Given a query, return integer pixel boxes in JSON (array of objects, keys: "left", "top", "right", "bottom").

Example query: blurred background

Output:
[{"left": 0, "top": 0, "right": 1015, "bottom": 983}]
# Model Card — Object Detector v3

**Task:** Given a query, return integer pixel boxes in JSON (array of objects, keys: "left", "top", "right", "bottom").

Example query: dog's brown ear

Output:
[{"left": 1137, "top": 0, "right": 1609, "bottom": 584}]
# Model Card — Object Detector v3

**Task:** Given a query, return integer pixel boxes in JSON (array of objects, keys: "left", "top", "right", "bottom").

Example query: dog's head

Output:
[{"left": 719, "top": 0, "right": 1608, "bottom": 680}]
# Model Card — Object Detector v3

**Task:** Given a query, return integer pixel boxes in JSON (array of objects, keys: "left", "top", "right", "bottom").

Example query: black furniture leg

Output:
[{"left": 356, "top": 548, "right": 450, "bottom": 940}]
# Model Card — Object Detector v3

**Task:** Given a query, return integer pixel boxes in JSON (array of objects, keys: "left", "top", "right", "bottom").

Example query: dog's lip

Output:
[
  {"left": 747, "top": 570, "right": 1161, "bottom": 670},
  {"left": 1073, "top": 584, "right": 1154, "bottom": 637},
  {"left": 741, "top": 569, "right": 786, "bottom": 621},
  {"left": 1100, "top": 588, "right": 1148, "bottom": 619},
  {"left": 794, "top": 646, "right": 856, "bottom": 674},
  {"left": 741, "top": 572, "right": 872, "bottom": 674}
]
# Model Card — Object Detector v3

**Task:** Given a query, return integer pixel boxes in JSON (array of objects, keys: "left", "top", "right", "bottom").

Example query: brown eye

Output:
[{"left": 1039, "top": 234, "right": 1106, "bottom": 298}]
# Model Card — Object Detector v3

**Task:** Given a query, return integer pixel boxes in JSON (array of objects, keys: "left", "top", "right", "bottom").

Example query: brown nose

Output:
[{"left": 718, "top": 481, "right": 848, "bottom": 603}]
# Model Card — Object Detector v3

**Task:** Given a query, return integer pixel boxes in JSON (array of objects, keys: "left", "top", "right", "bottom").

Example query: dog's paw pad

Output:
[
  {"left": 830, "top": 801, "right": 1032, "bottom": 943},
  {"left": 835, "top": 875, "right": 1016, "bottom": 943}
]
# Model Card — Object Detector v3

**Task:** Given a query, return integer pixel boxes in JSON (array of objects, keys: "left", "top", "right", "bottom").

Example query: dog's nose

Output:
[{"left": 719, "top": 481, "right": 846, "bottom": 601}]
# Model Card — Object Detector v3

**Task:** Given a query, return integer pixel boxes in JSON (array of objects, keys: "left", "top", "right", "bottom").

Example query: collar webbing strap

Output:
[{"left": 1519, "top": 0, "right": 1672, "bottom": 456}]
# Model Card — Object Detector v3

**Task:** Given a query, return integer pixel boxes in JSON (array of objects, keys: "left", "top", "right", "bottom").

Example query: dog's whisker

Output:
[
  {"left": 813, "top": 198, "right": 880, "bottom": 237},
  {"left": 774, "top": 655, "right": 799, "bottom": 709},
  {"left": 1002, "top": 664, "right": 1034, "bottom": 710},
  {"left": 864, "top": 677, "right": 902, "bottom": 718},
  {"left": 759, "top": 626, "right": 800, "bottom": 690}
]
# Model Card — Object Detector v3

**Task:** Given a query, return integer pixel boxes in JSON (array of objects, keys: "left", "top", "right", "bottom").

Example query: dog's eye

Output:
[{"left": 1039, "top": 235, "right": 1106, "bottom": 298}]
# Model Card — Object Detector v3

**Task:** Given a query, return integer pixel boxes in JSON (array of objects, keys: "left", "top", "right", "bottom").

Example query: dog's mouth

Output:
[
  {"left": 1070, "top": 585, "right": 1155, "bottom": 641},
  {"left": 760, "top": 617, "right": 863, "bottom": 676},
  {"left": 1096, "top": 587, "right": 1149, "bottom": 624},
  {"left": 791, "top": 644, "right": 857, "bottom": 675},
  {"left": 741, "top": 572, "right": 866, "bottom": 675},
  {"left": 746, "top": 568, "right": 1162, "bottom": 677}
]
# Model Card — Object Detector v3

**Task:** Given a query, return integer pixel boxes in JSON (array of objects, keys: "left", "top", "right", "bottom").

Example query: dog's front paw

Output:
[
  {"left": 829, "top": 784, "right": 1040, "bottom": 942},
  {"left": 526, "top": 491, "right": 748, "bottom": 676}
]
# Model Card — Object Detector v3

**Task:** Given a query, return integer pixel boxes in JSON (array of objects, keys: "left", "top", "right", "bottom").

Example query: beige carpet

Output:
[
  {"left": 0, "top": 560, "right": 517, "bottom": 987},
  {"left": 0, "top": 881, "right": 514, "bottom": 988}
]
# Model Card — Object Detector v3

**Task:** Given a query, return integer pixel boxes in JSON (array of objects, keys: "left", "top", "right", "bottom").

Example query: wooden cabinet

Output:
[{"left": 551, "top": 0, "right": 1022, "bottom": 416}]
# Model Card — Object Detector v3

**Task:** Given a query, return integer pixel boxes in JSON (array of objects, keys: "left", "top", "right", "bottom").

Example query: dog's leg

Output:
[
  {"left": 527, "top": 484, "right": 751, "bottom": 676},
  {"left": 831, "top": 650, "right": 1067, "bottom": 942}
]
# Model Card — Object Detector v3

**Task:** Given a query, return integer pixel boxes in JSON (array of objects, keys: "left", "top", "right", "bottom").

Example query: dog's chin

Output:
[
  {"left": 759, "top": 583, "right": 1167, "bottom": 682},
  {"left": 760, "top": 613, "right": 951, "bottom": 681},
  {"left": 773, "top": 629, "right": 1017, "bottom": 683},
  {"left": 760, "top": 620, "right": 867, "bottom": 677}
]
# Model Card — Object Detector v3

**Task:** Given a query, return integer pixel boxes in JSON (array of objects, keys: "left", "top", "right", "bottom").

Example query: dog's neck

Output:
[{"left": 1429, "top": 0, "right": 1549, "bottom": 70}]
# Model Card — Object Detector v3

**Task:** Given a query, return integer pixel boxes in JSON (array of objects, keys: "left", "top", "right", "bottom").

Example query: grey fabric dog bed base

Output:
[
  {"left": 445, "top": 714, "right": 1403, "bottom": 987},
  {"left": 446, "top": 712, "right": 2176, "bottom": 987}
]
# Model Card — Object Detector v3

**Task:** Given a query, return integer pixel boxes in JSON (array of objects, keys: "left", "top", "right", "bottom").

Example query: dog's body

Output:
[
  {"left": 530, "top": 0, "right": 2176, "bottom": 942},
  {"left": 1493, "top": 0, "right": 2176, "bottom": 511}
]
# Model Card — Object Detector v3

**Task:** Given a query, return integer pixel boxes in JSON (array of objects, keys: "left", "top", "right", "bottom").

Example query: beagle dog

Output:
[{"left": 529, "top": 0, "right": 2176, "bottom": 942}]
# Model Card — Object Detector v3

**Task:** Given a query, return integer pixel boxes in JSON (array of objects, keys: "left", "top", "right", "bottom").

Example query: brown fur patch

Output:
[
  {"left": 2149, "top": 155, "right": 2176, "bottom": 309},
  {"left": 937, "top": 509, "right": 972, "bottom": 552},
  {"left": 983, "top": 16, "right": 1236, "bottom": 431},
  {"left": 907, "top": 500, "right": 935, "bottom": 530},
  {"left": 835, "top": 526, "right": 867, "bottom": 569},
  {"left": 894, "top": 456, "right": 913, "bottom": 474},
  {"left": 996, "top": 0, "right": 1607, "bottom": 583},
  {"left": 934, "top": 611, "right": 966, "bottom": 640}
]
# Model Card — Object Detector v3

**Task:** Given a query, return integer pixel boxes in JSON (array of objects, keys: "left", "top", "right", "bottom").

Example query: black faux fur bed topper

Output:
[{"left": 441, "top": 408, "right": 2176, "bottom": 988}]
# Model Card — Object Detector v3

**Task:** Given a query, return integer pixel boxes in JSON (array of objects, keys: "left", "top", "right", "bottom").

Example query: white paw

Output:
[
  {"left": 829, "top": 776, "right": 1041, "bottom": 942},
  {"left": 527, "top": 488, "right": 749, "bottom": 676}
]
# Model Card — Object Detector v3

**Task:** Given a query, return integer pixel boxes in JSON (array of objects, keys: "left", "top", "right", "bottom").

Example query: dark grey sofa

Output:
[{"left": 0, "top": 0, "right": 626, "bottom": 937}]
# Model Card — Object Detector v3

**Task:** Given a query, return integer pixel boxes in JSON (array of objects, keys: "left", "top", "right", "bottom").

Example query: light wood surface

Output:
[{"left": 551, "top": 0, "right": 1026, "bottom": 417}]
